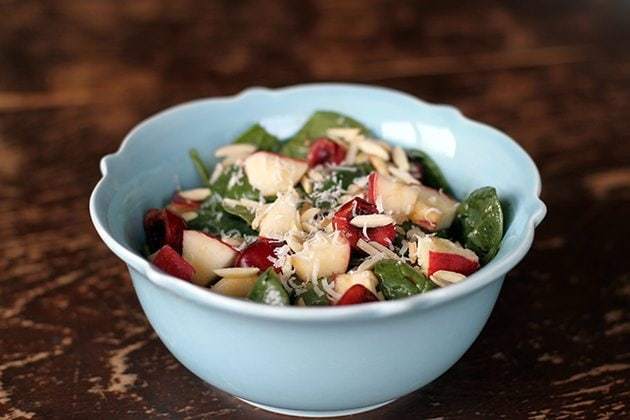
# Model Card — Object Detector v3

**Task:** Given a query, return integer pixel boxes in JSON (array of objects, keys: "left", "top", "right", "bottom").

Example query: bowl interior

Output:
[{"left": 93, "top": 85, "right": 542, "bottom": 286}]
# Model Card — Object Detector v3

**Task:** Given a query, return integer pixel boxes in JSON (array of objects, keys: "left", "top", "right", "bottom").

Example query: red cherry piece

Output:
[
  {"left": 235, "top": 237, "right": 285, "bottom": 272},
  {"left": 151, "top": 245, "right": 195, "bottom": 281},
  {"left": 428, "top": 251, "right": 480, "bottom": 276},
  {"left": 336, "top": 284, "right": 379, "bottom": 305},
  {"left": 307, "top": 138, "right": 347, "bottom": 167},
  {"left": 143, "top": 208, "right": 186, "bottom": 254},
  {"left": 332, "top": 198, "right": 396, "bottom": 248}
]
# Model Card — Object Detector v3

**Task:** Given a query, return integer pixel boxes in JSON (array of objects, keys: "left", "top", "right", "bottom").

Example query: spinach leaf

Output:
[
  {"left": 309, "top": 163, "right": 373, "bottom": 209},
  {"left": 189, "top": 148, "right": 210, "bottom": 185},
  {"left": 222, "top": 202, "right": 255, "bottom": 224},
  {"left": 406, "top": 149, "right": 454, "bottom": 196},
  {"left": 373, "top": 259, "right": 434, "bottom": 300},
  {"left": 210, "top": 164, "right": 260, "bottom": 201},
  {"left": 300, "top": 279, "right": 330, "bottom": 306},
  {"left": 187, "top": 193, "right": 255, "bottom": 236},
  {"left": 453, "top": 186, "right": 504, "bottom": 264},
  {"left": 248, "top": 268, "right": 290, "bottom": 306},
  {"left": 281, "top": 111, "right": 369, "bottom": 159},
  {"left": 233, "top": 123, "right": 281, "bottom": 152}
]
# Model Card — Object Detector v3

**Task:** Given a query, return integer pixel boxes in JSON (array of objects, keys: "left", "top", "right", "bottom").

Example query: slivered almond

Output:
[
  {"left": 357, "top": 139, "right": 389, "bottom": 160},
  {"left": 214, "top": 144, "right": 257, "bottom": 158},
  {"left": 327, "top": 127, "right": 362, "bottom": 142},
  {"left": 408, "top": 240, "right": 418, "bottom": 264},
  {"left": 300, "top": 176, "right": 312, "bottom": 194},
  {"left": 392, "top": 146, "right": 410, "bottom": 171},
  {"left": 209, "top": 163, "right": 224, "bottom": 184},
  {"left": 308, "top": 169, "right": 324, "bottom": 182},
  {"left": 350, "top": 214, "right": 395, "bottom": 228},
  {"left": 214, "top": 267, "right": 260, "bottom": 277},
  {"left": 430, "top": 270, "right": 466, "bottom": 287},
  {"left": 344, "top": 142, "right": 358, "bottom": 165},
  {"left": 388, "top": 166, "right": 420, "bottom": 185},
  {"left": 355, "top": 152, "right": 370, "bottom": 163},
  {"left": 368, "top": 241, "right": 400, "bottom": 260},
  {"left": 376, "top": 140, "right": 392, "bottom": 152},
  {"left": 357, "top": 238, "right": 381, "bottom": 256},
  {"left": 356, "top": 254, "right": 385, "bottom": 271},
  {"left": 369, "top": 155, "right": 389, "bottom": 175},
  {"left": 180, "top": 211, "right": 198, "bottom": 222},
  {"left": 178, "top": 188, "right": 211, "bottom": 201}
]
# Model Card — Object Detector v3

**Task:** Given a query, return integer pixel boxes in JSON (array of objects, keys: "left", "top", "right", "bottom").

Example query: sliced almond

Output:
[
  {"left": 209, "top": 163, "right": 224, "bottom": 184},
  {"left": 388, "top": 166, "right": 420, "bottom": 185},
  {"left": 327, "top": 127, "right": 362, "bottom": 142},
  {"left": 350, "top": 214, "right": 395, "bottom": 228},
  {"left": 408, "top": 240, "right": 418, "bottom": 264},
  {"left": 180, "top": 211, "right": 198, "bottom": 222},
  {"left": 368, "top": 241, "right": 400, "bottom": 260},
  {"left": 214, "top": 144, "right": 257, "bottom": 158},
  {"left": 392, "top": 146, "right": 410, "bottom": 171},
  {"left": 343, "top": 142, "right": 358, "bottom": 165},
  {"left": 178, "top": 188, "right": 211, "bottom": 201},
  {"left": 356, "top": 254, "right": 385, "bottom": 272},
  {"left": 300, "top": 176, "right": 312, "bottom": 194},
  {"left": 430, "top": 270, "right": 466, "bottom": 287},
  {"left": 307, "top": 168, "right": 325, "bottom": 182},
  {"left": 369, "top": 155, "right": 389, "bottom": 176},
  {"left": 376, "top": 140, "right": 392, "bottom": 152},
  {"left": 357, "top": 139, "right": 389, "bottom": 160},
  {"left": 356, "top": 238, "right": 381, "bottom": 257},
  {"left": 214, "top": 267, "right": 260, "bottom": 278}
]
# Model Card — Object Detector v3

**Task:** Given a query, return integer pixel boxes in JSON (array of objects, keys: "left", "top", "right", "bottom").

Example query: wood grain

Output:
[{"left": 1, "top": 1, "right": 629, "bottom": 418}]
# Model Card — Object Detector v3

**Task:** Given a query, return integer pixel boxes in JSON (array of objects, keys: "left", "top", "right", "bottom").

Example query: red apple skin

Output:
[
  {"left": 427, "top": 251, "right": 480, "bottom": 276},
  {"left": 235, "top": 237, "right": 285, "bottom": 272},
  {"left": 307, "top": 138, "right": 347, "bottom": 167},
  {"left": 144, "top": 208, "right": 186, "bottom": 254},
  {"left": 171, "top": 193, "right": 201, "bottom": 209},
  {"left": 366, "top": 172, "right": 377, "bottom": 203},
  {"left": 336, "top": 284, "right": 379, "bottom": 305},
  {"left": 152, "top": 245, "right": 195, "bottom": 281},
  {"left": 332, "top": 198, "right": 396, "bottom": 248}
]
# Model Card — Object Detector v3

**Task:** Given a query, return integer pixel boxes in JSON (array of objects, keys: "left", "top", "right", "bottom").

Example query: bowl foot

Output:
[{"left": 237, "top": 397, "right": 396, "bottom": 417}]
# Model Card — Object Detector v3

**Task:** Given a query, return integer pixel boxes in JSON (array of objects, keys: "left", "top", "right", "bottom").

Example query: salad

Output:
[{"left": 143, "top": 111, "right": 504, "bottom": 307}]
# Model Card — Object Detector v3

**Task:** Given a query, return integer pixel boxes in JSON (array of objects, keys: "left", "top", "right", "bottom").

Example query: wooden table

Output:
[{"left": 1, "top": 1, "right": 629, "bottom": 418}]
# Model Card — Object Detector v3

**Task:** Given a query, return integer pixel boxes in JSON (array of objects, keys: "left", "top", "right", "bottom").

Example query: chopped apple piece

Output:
[
  {"left": 367, "top": 172, "right": 419, "bottom": 221},
  {"left": 291, "top": 232, "right": 351, "bottom": 282},
  {"left": 150, "top": 245, "right": 195, "bottom": 281},
  {"left": 334, "top": 271, "right": 379, "bottom": 298},
  {"left": 255, "top": 190, "right": 301, "bottom": 239},
  {"left": 182, "top": 230, "right": 239, "bottom": 285},
  {"left": 244, "top": 152, "right": 308, "bottom": 196},
  {"left": 409, "top": 185, "right": 459, "bottom": 232},
  {"left": 235, "top": 237, "right": 285, "bottom": 272},
  {"left": 336, "top": 284, "right": 379, "bottom": 305},
  {"left": 211, "top": 275, "right": 258, "bottom": 298},
  {"left": 417, "top": 236, "right": 480, "bottom": 276}
]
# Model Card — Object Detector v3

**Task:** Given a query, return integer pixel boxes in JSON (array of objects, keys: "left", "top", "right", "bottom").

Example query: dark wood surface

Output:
[{"left": 1, "top": 1, "right": 629, "bottom": 418}]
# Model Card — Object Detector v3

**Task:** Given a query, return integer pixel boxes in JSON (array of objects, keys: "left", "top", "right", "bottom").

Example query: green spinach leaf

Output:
[
  {"left": 454, "top": 186, "right": 503, "bottom": 264},
  {"left": 189, "top": 148, "right": 210, "bottom": 185},
  {"left": 210, "top": 164, "right": 260, "bottom": 200},
  {"left": 281, "top": 111, "right": 369, "bottom": 159},
  {"left": 309, "top": 163, "right": 373, "bottom": 209},
  {"left": 300, "top": 278, "right": 330, "bottom": 306},
  {"left": 248, "top": 268, "right": 290, "bottom": 306},
  {"left": 187, "top": 193, "right": 256, "bottom": 236},
  {"left": 233, "top": 123, "right": 281, "bottom": 152},
  {"left": 406, "top": 149, "right": 454, "bottom": 196},
  {"left": 373, "top": 259, "right": 434, "bottom": 300}
]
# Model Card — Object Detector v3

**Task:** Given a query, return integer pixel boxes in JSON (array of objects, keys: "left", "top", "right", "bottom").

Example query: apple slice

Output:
[
  {"left": 143, "top": 208, "right": 186, "bottom": 254},
  {"left": 150, "top": 245, "right": 195, "bottom": 281},
  {"left": 235, "top": 237, "right": 285, "bottom": 272},
  {"left": 256, "top": 190, "right": 301, "bottom": 239},
  {"left": 336, "top": 284, "right": 379, "bottom": 305},
  {"left": 182, "top": 230, "right": 239, "bottom": 285},
  {"left": 367, "top": 172, "right": 419, "bottom": 221},
  {"left": 211, "top": 275, "right": 258, "bottom": 298},
  {"left": 417, "top": 236, "right": 480, "bottom": 276},
  {"left": 332, "top": 197, "right": 396, "bottom": 248},
  {"left": 334, "top": 271, "right": 379, "bottom": 298},
  {"left": 307, "top": 138, "right": 347, "bottom": 167},
  {"left": 291, "top": 232, "right": 351, "bottom": 282},
  {"left": 409, "top": 185, "right": 459, "bottom": 232},
  {"left": 244, "top": 151, "right": 308, "bottom": 196}
]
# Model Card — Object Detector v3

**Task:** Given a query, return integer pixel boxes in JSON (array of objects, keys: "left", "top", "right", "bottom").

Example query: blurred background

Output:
[{"left": 1, "top": 1, "right": 629, "bottom": 418}]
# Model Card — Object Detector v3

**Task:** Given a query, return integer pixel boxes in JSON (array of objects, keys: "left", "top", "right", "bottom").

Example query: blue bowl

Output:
[{"left": 89, "top": 84, "right": 546, "bottom": 417}]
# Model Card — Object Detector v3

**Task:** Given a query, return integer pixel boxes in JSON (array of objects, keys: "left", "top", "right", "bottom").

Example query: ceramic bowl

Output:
[{"left": 89, "top": 84, "right": 546, "bottom": 417}]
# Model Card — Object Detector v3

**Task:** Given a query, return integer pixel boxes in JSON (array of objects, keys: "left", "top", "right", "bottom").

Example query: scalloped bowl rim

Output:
[{"left": 89, "top": 83, "right": 546, "bottom": 322}]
